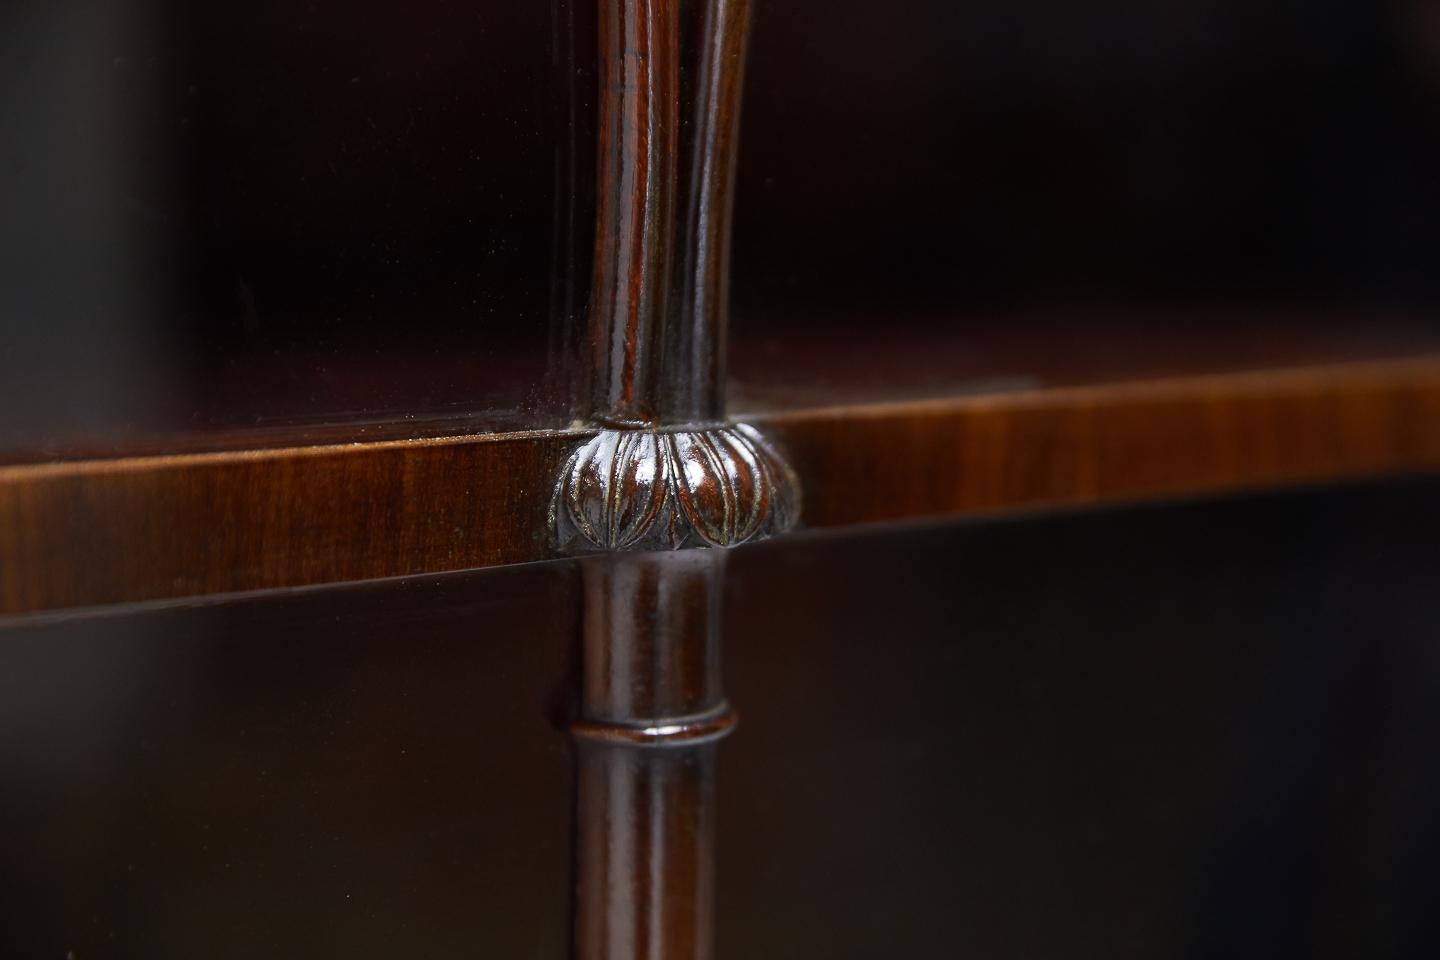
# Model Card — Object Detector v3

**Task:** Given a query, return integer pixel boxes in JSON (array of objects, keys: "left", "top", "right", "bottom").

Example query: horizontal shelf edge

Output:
[{"left": 3, "top": 355, "right": 1439, "bottom": 617}]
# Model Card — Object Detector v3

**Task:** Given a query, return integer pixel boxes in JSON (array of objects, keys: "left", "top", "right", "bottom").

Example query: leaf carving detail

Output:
[{"left": 555, "top": 425, "right": 798, "bottom": 551}]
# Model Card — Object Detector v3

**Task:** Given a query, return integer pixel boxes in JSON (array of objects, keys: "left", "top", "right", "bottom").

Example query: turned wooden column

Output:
[
  {"left": 573, "top": 551, "right": 731, "bottom": 960},
  {"left": 587, "top": 0, "right": 752, "bottom": 428},
  {"left": 559, "top": 1, "right": 791, "bottom": 958}
]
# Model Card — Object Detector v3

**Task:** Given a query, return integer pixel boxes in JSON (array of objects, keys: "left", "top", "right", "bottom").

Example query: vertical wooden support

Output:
[
  {"left": 568, "top": 2, "right": 783, "bottom": 958},
  {"left": 588, "top": 0, "right": 753, "bottom": 428},
  {"left": 665, "top": 0, "right": 752, "bottom": 425},
  {"left": 573, "top": 551, "right": 731, "bottom": 960},
  {"left": 589, "top": 0, "right": 679, "bottom": 427}
]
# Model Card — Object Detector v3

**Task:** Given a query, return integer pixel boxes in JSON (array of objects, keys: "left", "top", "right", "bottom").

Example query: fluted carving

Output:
[{"left": 554, "top": 424, "right": 798, "bottom": 551}]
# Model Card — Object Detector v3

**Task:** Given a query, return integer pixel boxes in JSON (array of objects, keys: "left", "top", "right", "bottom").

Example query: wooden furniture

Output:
[{"left": 2, "top": 1, "right": 1438, "bottom": 956}]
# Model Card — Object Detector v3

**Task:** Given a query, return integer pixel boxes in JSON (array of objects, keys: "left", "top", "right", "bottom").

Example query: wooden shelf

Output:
[
  {"left": 729, "top": 313, "right": 1440, "bottom": 412},
  {"left": 3, "top": 320, "right": 1438, "bottom": 617},
  {"left": 767, "top": 354, "right": 1440, "bottom": 530}
]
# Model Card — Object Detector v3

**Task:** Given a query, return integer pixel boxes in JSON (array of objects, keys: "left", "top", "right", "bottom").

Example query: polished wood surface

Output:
[
  {"left": 7, "top": 2, "right": 1438, "bottom": 956},
  {"left": 574, "top": 552, "right": 730, "bottom": 960},
  {"left": 590, "top": 0, "right": 679, "bottom": 426},
  {"left": 0, "top": 431, "right": 574, "bottom": 616},
  {"left": 663, "top": 0, "right": 751, "bottom": 424},
  {"left": 2, "top": 351, "right": 1437, "bottom": 617},
  {"left": 588, "top": 0, "right": 751, "bottom": 426},
  {"left": 3, "top": 480, "right": 1437, "bottom": 957},
  {"left": 579, "top": 553, "right": 727, "bottom": 724},
  {"left": 575, "top": 2, "right": 753, "bottom": 952},
  {"left": 7, "top": 314, "right": 1430, "bottom": 467},
  {"left": 769, "top": 355, "right": 1440, "bottom": 529},
  {"left": 576, "top": 742, "right": 721, "bottom": 960}
]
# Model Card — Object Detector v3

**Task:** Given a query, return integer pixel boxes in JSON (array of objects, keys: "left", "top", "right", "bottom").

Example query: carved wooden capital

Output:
[{"left": 554, "top": 423, "right": 798, "bottom": 551}]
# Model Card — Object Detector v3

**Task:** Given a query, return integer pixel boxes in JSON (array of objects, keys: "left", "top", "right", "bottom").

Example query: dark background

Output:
[
  {"left": 2, "top": 478, "right": 1438, "bottom": 957},
  {"left": 0, "top": 0, "right": 594, "bottom": 454},
  {"left": 733, "top": 0, "right": 1440, "bottom": 319},
  {"left": 4, "top": 0, "right": 1440, "bottom": 453}
]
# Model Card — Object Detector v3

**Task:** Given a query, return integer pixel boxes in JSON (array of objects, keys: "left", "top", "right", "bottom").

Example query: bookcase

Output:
[{"left": 2, "top": 1, "right": 1437, "bottom": 956}]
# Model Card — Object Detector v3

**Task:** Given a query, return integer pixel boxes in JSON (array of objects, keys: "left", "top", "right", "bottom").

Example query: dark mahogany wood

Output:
[
  {"left": 578, "top": 552, "right": 727, "bottom": 723},
  {"left": 2, "top": 481, "right": 1439, "bottom": 957},
  {"left": 768, "top": 357, "right": 1440, "bottom": 529},
  {"left": 573, "top": 551, "right": 730, "bottom": 960},
  {"left": 6, "top": 2, "right": 1438, "bottom": 957},
  {"left": 588, "top": 0, "right": 751, "bottom": 426},
  {"left": 3, "top": 352, "right": 1438, "bottom": 618},
  {"left": 664, "top": 0, "right": 752, "bottom": 424},
  {"left": 590, "top": 0, "right": 679, "bottom": 426},
  {"left": 575, "top": 2, "right": 756, "bottom": 954},
  {"left": 0, "top": 431, "right": 579, "bottom": 617},
  {"left": 575, "top": 742, "right": 721, "bottom": 960}
]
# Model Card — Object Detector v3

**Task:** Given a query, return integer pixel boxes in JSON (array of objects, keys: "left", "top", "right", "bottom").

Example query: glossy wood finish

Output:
[
  {"left": 574, "top": 551, "right": 730, "bottom": 960},
  {"left": 554, "top": 424, "right": 798, "bottom": 552},
  {"left": 590, "top": 0, "right": 679, "bottom": 426},
  {"left": 664, "top": 0, "right": 751, "bottom": 424},
  {"left": 6, "top": 3, "right": 1438, "bottom": 956},
  {"left": 3, "top": 481, "right": 1438, "bottom": 956},
  {"left": 576, "top": 3, "right": 755, "bottom": 954},
  {"left": 0, "top": 431, "right": 578, "bottom": 617},
  {"left": 575, "top": 743, "right": 720, "bottom": 960},
  {"left": 3, "top": 352, "right": 1438, "bottom": 618},
  {"left": 768, "top": 356, "right": 1440, "bottom": 529},
  {"left": 589, "top": 0, "right": 751, "bottom": 426},
  {"left": 579, "top": 552, "right": 727, "bottom": 724}
]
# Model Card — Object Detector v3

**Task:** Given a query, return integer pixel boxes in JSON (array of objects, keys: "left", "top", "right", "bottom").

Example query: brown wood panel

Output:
[
  {"left": 3, "top": 355, "right": 1440, "bottom": 617},
  {"left": 0, "top": 431, "right": 583, "bottom": 616},
  {"left": 769, "top": 356, "right": 1440, "bottom": 529},
  {"left": 587, "top": 0, "right": 750, "bottom": 429}
]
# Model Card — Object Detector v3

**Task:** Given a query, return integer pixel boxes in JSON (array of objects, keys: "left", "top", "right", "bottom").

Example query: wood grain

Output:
[
  {"left": 588, "top": 0, "right": 752, "bottom": 427},
  {"left": 2, "top": 355, "right": 1439, "bottom": 617},
  {"left": 574, "top": 551, "right": 730, "bottom": 960},
  {"left": 663, "top": 0, "right": 752, "bottom": 424},
  {"left": 766, "top": 357, "right": 1440, "bottom": 529},
  {"left": 578, "top": 5, "right": 754, "bottom": 957},
  {"left": 0, "top": 430, "right": 583, "bottom": 616},
  {"left": 590, "top": 0, "right": 679, "bottom": 426}
]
